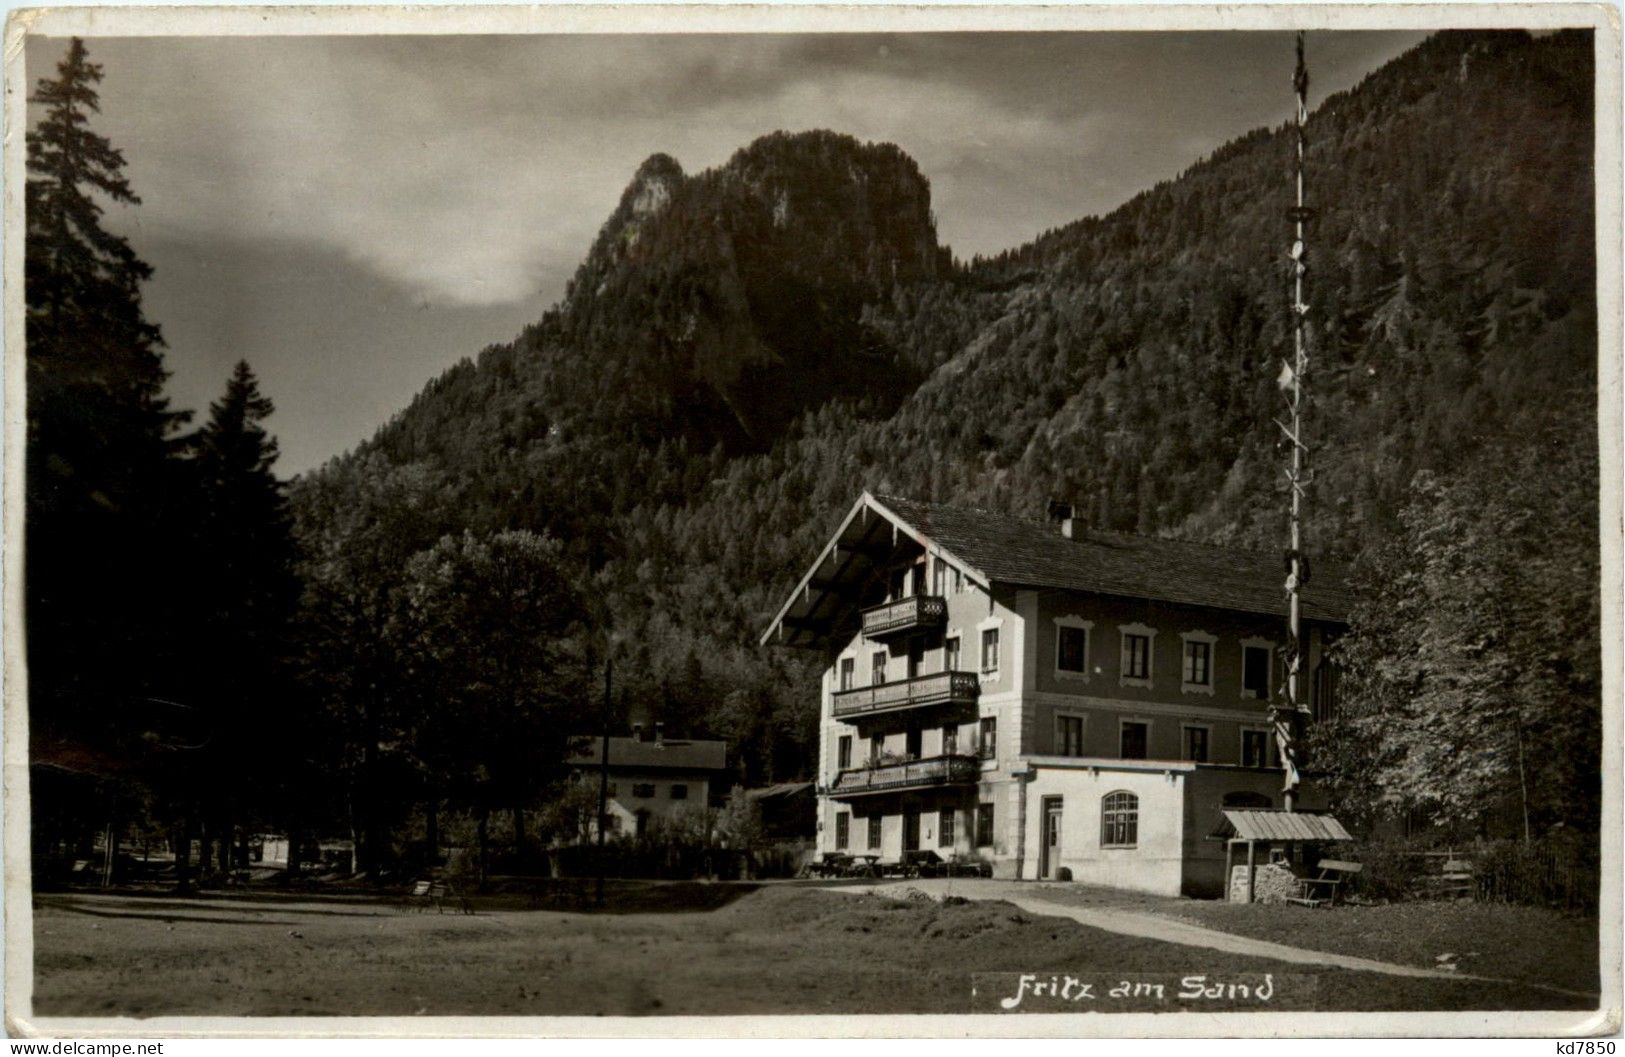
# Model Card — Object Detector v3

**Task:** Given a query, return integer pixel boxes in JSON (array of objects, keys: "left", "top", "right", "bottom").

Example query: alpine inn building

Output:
[{"left": 762, "top": 493, "right": 1353, "bottom": 897}]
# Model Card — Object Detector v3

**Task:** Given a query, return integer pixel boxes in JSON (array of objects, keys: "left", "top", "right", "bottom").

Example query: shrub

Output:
[{"left": 1345, "top": 837, "right": 1443, "bottom": 902}]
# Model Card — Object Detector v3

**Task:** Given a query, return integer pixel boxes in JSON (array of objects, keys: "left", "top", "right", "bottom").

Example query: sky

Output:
[{"left": 25, "top": 31, "right": 1426, "bottom": 474}]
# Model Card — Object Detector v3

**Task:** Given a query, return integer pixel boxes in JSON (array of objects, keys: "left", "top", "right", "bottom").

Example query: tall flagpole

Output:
[{"left": 1275, "top": 31, "right": 1313, "bottom": 812}]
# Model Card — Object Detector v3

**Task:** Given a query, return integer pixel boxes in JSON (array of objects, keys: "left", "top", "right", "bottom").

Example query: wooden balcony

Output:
[
  {"left": 832, "top": 670, "right": 979, "bottom": 721},
  {"left": 860, "top": 595, "right": 947, "bottom": 640},
  {"left": 829, "top": 753, "right": 982, "bottom": 800}
]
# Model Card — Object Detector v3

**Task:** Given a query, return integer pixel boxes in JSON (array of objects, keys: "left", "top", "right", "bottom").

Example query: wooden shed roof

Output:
[{"left": 1210, "top": 809, "right": 1355, "bottom": 842}]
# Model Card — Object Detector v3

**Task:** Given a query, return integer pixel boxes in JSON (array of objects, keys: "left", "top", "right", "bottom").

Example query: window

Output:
[
  {"left": 871, "top": 650, "right": 887, "bottom": 686},
  {"left": 975, "top": 803, "right": 995, "bottom": 847},
  {"left": 1119, "top": 623, "right": 1156, "bottom": 688},
  {"left": 1056, "top": 714, "right": 1085, "bottom": 756},
  {"left": 867, "top": 815, "right": 882, "bottom": 850},
  {"left": 910, "top": 564, "right": 926, "bottom": 597},
  {"left": 669, "top": 783, "right": 688, "bottom": 800},
  {"left": 1242, "top": 643, "right": 1272, "bottom": 700},
  {"left": 835, "top": 812, "right": 850, "bottom": 849},
  {"left": 1101, "top": 791, "right": 1138, "bottom": 848},
  {"left": 942, "top": 723, "right": 958, "bottom": 756},
  {"left": 905, "top": 728, "right": 923, "bottom": 760},
  {"left": 944, "top": 635, "right": 961, "bottom": 673},
  {"left": 632, "top": 783, "right": 656, "bottom": 798},
  {"left": 1223, "top": 791, "right": 1272, "bottom": 809},
  {"left": 1182, "top": 726, "right": 1210, "bottom": 763},
  {"left": 1120, "top": 721, "right": 1148, "bottom": 760},
  {"left": 980, "top": 627, "right": 1000, "bottom": 674},
  {"left": 635, "top": 809, "right": 651, "bottom": 837},
  {"left": 1123, "top": 634, "right": 1151, "bottom": 680},
  {"left": 870, "top": 735, "right": 884, "bottom": 763},
  {"left": 932, "top": 558, "right": 946, "bottom": 596},
  {"left": 1243, "top": 729, "right": 1270, "bottom": 768},
  {"left": 952, "top": 566, "right": 964, "bottom": 594},
  {"left": 1314, "top": 661, "right": 1340, "bottom": 722},
  {"left": 1181, "top": 632, "right": 1215, "bottom": 695},
  {"left": 907, "top": 638, "right": 924, "bottom": 679},
  {"left": 1057, "top": 623, "right": 1089, "bottom": 674},
  {"left": 837, "top": 735, "right": 852, "bottom": 770},
  {"left": 938, "top": 808, "right": 955, "bottom": 848},
  {"left": 839, "top": 657, "right": 855, "bottom": 691},
  {"left": 606, "top": 782, "right": 618, "bottom": 797},
  {"left": 978, "top": 717, "right": 997, "bottom": 760}
]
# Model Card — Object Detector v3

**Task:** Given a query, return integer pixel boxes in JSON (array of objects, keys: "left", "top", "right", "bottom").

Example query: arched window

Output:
[
  {"left": 1223, "top": 791, "right": 1272, "bottom": 809},
  {"left": 1101, "top": 791, "right": 1138, "bottom": 848}
]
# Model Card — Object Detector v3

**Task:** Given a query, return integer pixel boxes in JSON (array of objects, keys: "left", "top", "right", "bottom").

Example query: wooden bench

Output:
[
  {"left": 1287, "top": 858, "right": 1362, "bottom": 907},
  {"left": 407, "top": 879, "right": 473, "bottom": 915},
  {"left": 1435, "top": 859, "right": 1475, "bottom": 900}
]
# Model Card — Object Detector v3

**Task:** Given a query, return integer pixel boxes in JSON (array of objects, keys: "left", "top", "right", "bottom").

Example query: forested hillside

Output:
[{"left": 293, "top": 28, "right": 1598, "bottom": 806}]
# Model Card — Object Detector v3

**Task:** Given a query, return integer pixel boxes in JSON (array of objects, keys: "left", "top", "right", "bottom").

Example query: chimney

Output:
[
  {"left": 1047, "top": 499, "right": 1077, "bottom": 538},
  {"left": 632, "top": 722, "right": 644, "bottom": 742},
  {"left": 654, "top": 722, "right": 665, "bottom": 745}
]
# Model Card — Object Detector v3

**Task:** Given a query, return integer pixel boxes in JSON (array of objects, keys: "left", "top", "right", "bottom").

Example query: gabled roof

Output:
[
  {"left": 1209, "top": 809, "right": 1354, "bottom": 842},
  {"left": 745, "top": 781, "right": 815, "bottom": 802},
  {"left": 761, "top": 492, "right": 1354, "bottom": 650},
  {"left": 567, "top": 737, "right": 728, "bottom": 772}
]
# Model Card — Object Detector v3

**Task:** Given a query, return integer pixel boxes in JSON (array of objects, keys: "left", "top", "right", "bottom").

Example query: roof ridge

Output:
[{"left": 875, "top": 493, "right": 1348, "bottom": 565}]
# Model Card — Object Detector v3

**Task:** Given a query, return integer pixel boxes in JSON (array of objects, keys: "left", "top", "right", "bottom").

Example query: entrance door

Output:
[
  {"left": 903, "top": 809, "right": 921, "bottom": 852},
  {"left": 1040, "top": 797, "right": 1064, "bottom": 879}
]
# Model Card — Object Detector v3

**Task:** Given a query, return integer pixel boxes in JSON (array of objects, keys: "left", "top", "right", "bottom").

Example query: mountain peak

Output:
[{"left": 624, "top": 152, "right": 684, "bottom": 218}]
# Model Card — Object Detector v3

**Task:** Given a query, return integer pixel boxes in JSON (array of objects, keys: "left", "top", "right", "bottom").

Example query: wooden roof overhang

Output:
[
  {"left": 1208, "top": 809, "right": 1354, "bottom": 843},
  {"left": 759, "top": 492, "right": 991, "bottom": 652}
]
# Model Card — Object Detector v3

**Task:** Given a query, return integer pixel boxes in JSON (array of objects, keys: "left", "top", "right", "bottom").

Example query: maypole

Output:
[{"left": 1275, "top": 31, "right": 1313, "bottom": 812}]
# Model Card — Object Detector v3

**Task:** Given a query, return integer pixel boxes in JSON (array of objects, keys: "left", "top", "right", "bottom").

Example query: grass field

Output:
[{"left": 29, "top": 882, "right": 1600, "bottom": 1017}]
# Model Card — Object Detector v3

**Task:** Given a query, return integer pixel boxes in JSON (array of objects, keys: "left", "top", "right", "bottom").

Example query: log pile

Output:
[{"left": 1253, "top": 862, "right": 1305, "bottom": 904}]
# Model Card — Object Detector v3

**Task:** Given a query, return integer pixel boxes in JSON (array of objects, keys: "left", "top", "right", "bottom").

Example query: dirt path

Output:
[{"left": 839, "top": 879, "right": 1601, "bottom": 1002}]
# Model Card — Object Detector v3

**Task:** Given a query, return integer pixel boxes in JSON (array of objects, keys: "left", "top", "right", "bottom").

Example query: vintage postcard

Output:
[{"left": 3, "top": 1, "right": 1620, "bottom": 1040}]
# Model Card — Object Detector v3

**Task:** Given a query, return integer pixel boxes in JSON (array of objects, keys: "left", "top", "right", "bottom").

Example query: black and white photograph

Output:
[{"left": 4, "top": 2, "right": 1619, "bottom": 1038}]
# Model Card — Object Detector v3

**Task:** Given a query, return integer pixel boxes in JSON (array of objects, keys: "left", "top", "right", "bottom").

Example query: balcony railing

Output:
[
  {"left": 829, "top": 753, "right": 982, "bottom": 798},
  {"left": 832, "top": 670, "right": 979, "bottom": 720},
  {"left": 861, "top": 595, "right": 947, "bottom": 639}
]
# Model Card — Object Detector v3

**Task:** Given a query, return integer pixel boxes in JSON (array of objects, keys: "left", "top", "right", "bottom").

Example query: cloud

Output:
[
  {"left": 86, "top": 35, "right": 1085, "bottom": 305},
  {"left": 37, "top": 33, "right": 1415, "bottom": 308}
]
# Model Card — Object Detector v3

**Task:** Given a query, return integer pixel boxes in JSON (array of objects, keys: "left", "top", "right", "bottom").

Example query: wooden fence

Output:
[{"left": 1399, "top": 840, "right": 1598, "bottom": 912}]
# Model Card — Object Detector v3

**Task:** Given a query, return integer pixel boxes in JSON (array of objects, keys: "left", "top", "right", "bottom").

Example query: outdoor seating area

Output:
[
  {"left": 1285, "top": 858, "right": 1363, "bottom": 908},
  {"left": 802, "top": 850, "right": 992, "bottom": 880}
]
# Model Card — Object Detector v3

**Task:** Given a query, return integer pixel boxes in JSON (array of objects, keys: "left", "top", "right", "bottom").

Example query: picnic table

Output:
[
  {"left": 805, "top": 852, "right": 853, "bottom": 878},
  {"left": 850, "top": 854, "right": 883, "bottom": 878}
]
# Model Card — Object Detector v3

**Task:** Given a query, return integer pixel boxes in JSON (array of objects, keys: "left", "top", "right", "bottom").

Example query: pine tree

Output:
[
  {"left": 26, "top": 37, "right": 180, "bottom": 445},
  {"left": 187, "top": 362, "right": 301, "bottom": 856},
  {"left": 25, "top": 38, "right": 191, "bottom": 876}
]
